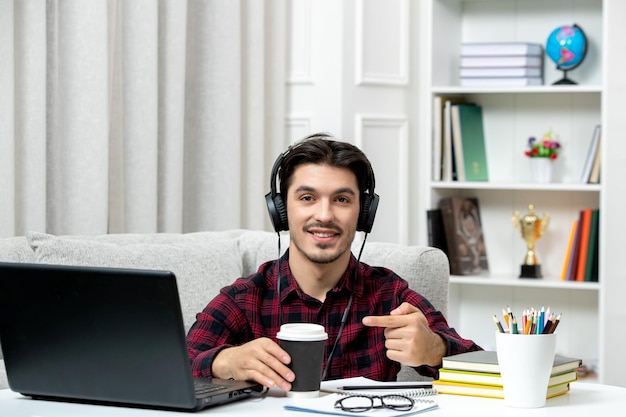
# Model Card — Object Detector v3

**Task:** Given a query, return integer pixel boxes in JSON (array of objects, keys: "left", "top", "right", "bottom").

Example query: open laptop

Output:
[{"left": 0, "top": 262, "right": 263, "bottom": 411}]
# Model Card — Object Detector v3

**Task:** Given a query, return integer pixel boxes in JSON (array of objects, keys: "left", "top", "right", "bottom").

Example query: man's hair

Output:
[{"left": 278, "top": 132, "right": 375, "bottom": 201}]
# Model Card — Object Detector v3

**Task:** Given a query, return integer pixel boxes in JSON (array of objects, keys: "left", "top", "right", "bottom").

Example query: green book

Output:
[
  {"left": 454, "top": 104, "right": 489, "bottom": 181},
  {"left": 441, "top": 350, "right": 582, "bottom": 375}
]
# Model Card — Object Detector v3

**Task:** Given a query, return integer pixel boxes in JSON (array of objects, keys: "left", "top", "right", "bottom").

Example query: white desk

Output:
[{"left": 1, "top": 383, "right": 625, "bottom": 416}]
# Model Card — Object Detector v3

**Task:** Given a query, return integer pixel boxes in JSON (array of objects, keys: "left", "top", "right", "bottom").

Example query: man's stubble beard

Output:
[
  {"left": 291, "top": 226, "right": 355, "bottom": 265},
  {"left": 293, "top": 240, "right": 345, "bottom": 264}
]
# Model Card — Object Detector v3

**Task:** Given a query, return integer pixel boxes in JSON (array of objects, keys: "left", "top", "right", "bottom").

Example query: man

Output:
[{"left": 186, "top": 133, "right": 481, "bottom": 392}]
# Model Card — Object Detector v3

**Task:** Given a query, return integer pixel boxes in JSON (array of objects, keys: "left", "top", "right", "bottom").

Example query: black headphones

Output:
[{"left": 265, "top": 146, "right": 380, "bottom": 233}]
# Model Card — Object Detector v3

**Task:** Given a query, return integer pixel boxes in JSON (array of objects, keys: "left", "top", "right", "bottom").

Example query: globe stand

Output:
[{"left": 553, "top": 69, "right": 577, "bottom": 85}]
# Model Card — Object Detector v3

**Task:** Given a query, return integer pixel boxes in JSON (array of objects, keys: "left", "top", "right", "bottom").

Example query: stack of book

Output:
[
  {"left": 561, "top": 208, "right": 600, "bottom": 282},
  {"left": 460, "top": 42, "right": 544, "bottom": 87},
  {"left": 431, "top": 97, "right": 489, "bottom": 182},
  {"left": 434, "top": 351, "right": 581, "bottom": 399}
]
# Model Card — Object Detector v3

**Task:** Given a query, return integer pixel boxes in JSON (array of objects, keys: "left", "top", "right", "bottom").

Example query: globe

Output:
[{"left": 545, "top": 24, "right": 588, "bottom": 85}]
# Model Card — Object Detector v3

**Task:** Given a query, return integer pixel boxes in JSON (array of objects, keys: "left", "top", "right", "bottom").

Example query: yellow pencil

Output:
[
  {"left": 502, "top": 308, "right": 510, "bottom": 329},
  {"left": 524, "top": 314, "right": 532, "bottom": 334}
]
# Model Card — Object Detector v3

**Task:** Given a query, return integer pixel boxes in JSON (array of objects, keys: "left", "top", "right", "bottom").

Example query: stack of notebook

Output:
[
  {"left": 460, "top": 42, "right": 544, "bottom": 87},
  {"left": 434, "top": 351, "right": 581, "bottom": 399}
]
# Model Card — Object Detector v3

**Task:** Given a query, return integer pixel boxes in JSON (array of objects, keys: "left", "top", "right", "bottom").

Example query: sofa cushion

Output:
[
  {"left": 26, "top": 231, "right": 243, "bottom": 332},
  {"left": 357, "top": 242, "right": 448, "bottom": 316},
  {"left": 0, "top": 236, "right": 35, "bottom": 263},
  {"left": 236, "top": 230, "right": 289, "bottom": 276}
]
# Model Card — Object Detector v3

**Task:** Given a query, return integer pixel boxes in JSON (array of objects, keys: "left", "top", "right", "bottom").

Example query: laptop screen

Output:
[{"left": 0, "top": 262, "right": 259, "bottom": 410}]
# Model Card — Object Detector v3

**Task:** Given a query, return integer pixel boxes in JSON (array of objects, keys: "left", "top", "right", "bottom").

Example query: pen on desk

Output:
[{"left": 338, "top": 384, "right": 433, "bottom": 390}]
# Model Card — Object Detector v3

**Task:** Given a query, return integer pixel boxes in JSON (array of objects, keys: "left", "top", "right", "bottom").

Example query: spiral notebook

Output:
[
  {"left": 283, "top": 377, "right": 438, "bottom": 416},
  {"left": 320, "top": 377, "right": 437, "bottom": 398}
]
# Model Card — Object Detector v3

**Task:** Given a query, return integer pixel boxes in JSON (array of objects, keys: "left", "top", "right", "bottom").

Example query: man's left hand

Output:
[{"left": 362, "top": 302, "right": 446, "bottom": 367}]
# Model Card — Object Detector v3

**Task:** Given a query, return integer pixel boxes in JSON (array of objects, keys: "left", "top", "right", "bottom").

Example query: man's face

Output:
[{"left": 286, "top": 163, "right": 360, "bottom": 265}]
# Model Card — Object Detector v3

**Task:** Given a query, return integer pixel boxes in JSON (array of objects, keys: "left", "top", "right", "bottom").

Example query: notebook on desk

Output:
[{"left": 0, "top": 262, "right": 262, "bottom": 411}]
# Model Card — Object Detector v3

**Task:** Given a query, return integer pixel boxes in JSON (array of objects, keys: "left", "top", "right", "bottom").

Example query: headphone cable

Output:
[
  {"left": 276, "top": 232, "right": 282, "bottom": 327},
  {"left": 320, "top": 233, "right": 368, "bottom": 380}
]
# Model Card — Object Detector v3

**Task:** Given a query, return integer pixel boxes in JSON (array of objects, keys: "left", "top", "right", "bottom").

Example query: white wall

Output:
[{"left": 285, "top": 0, "right": 421, "bottom": 245}]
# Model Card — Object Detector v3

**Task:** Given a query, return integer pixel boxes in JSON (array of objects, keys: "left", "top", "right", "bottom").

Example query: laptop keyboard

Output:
[{"left": 193, "top": 380, "right": 229, "bottom": 397}]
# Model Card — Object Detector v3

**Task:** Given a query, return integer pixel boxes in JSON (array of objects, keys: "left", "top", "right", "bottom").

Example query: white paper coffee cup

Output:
[{"left": 276, "top": 323, "right": 328, "bottom": 398}]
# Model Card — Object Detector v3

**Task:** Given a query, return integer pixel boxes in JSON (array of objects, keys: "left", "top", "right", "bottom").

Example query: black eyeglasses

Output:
[{"left": 334, "top": 394, "right": 415, "bottom": 413}]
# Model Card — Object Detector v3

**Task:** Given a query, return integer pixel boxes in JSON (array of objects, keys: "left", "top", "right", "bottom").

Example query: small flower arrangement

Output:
[{"left": 525, "top": 130, "right": 561, "bottom": 160}]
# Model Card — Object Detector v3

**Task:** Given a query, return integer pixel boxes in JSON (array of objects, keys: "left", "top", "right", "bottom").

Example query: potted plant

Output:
[{"left": 525, "top": 130, "right": 561, "bottom": 182}]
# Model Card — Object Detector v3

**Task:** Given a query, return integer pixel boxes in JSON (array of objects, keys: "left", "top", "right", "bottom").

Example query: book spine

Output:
[
  {"left": 460, "top": 67, "right": 542, "bottom": 78},
  {"left": 460, "top": 77, "right": 543, "bottom": 87},
  {"left": 442, "top": 100, "right": 453, "bottom": 181},
  {"left": 432, "top": 95, "right": 443, "bottom": 181},
  {"left": 561, "top": 220, "right": 578, "bottom": 281},
  {"left": 457, "top": 104, "right": 488, "bottom": 182},
  {"left": 580, "top": 125, "right": 601, "bottom": 183},
  {"left": 450, "top": 104, "right": 465, "bottom": 181},
  {"left": 460, "top": 55, "right": 543, "bottom": 68},
  {"left": 589, "top": 132, "right": 602, "bottom": 184},
  {"left": 566, "top": 217, "right": 582, "bottom": 281},
  {"left": 584, "top": 209, "right": 600, "bottom": 281},
  {"left": 426, "top": 208, "right": 449, "bottom": 257},
  {"left": 438, "top": 197, "right": 488, "bottom": 275},
  {"left": 439, "top": 197, "right": 462, "bottom": 275},
  {"left": 461, "top": 43, "right": 543, "bottom": 56},
  {"left": 575, "top": 208, "right": 592, "bottom": 282}
]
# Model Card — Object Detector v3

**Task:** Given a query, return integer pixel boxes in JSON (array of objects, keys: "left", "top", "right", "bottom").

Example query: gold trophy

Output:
[{"left": 512, "top": 204, "right": 550, "bottom": 278}]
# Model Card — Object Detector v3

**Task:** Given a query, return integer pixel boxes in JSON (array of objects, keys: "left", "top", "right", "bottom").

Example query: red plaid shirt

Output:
[{"left": 186, "top": 250, "right": 481, "bottom": 381}]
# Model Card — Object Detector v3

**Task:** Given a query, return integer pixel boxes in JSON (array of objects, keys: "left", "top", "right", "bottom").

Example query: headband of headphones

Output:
[{"left": 264, "top": 143, "right": 379, "bottom": 233}]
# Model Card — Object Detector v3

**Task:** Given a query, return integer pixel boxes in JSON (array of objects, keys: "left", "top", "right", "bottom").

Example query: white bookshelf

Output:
[
  {"left": 449, "top": 276, "right": 600, "bottom": 291},
  {"left": 417, "top": 0, "right": 626, "bottom": 385}
]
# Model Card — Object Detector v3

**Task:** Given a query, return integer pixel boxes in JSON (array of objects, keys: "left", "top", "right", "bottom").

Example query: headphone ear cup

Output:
[
  {"left": 265, "top": 192, "right": 289, "bottom": 232},
  {"left": 357, "top": 193, "right": 379, "bottom": 233},
  {"left": 274, "top": 194, "right": 289, "bottom": 231}
]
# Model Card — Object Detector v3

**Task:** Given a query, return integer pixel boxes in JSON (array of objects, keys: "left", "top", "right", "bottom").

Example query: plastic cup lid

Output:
[{"left": 276, "top": 323, "right": 328, "bottom": 341}]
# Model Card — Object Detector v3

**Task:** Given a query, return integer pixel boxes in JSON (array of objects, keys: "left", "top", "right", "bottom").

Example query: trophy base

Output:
[{"left": 520, "top": 264, "right": 542, "bottom": 279}]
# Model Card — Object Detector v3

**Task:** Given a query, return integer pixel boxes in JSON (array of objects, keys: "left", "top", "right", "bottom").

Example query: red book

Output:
[{"left": 575, "top": 208, "right": 592, "bottom": 282}]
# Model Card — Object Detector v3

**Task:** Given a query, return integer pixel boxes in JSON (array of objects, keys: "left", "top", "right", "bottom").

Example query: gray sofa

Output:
[{"left": 0, "top": 229, "right": 450, "bottom": 390}]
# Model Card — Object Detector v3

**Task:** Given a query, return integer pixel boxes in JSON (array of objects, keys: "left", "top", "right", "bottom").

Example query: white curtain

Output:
[{"left": 0, "top": 0, "right": 286, "bottom": 237}]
